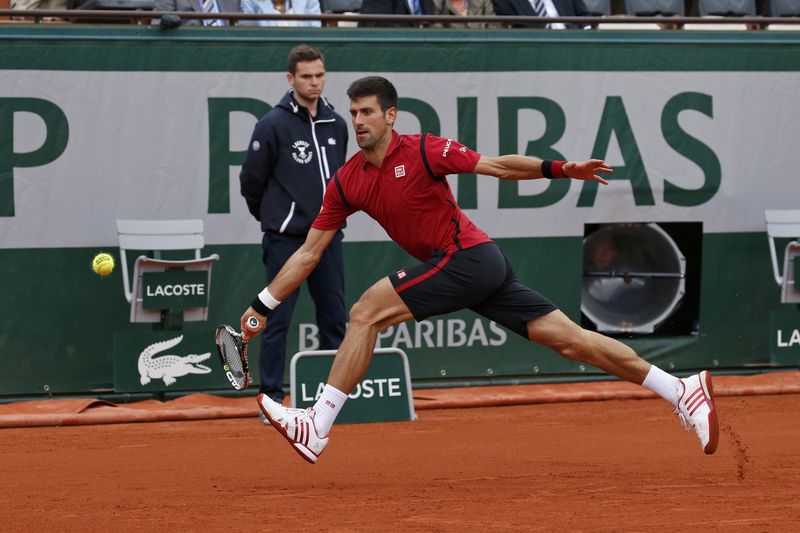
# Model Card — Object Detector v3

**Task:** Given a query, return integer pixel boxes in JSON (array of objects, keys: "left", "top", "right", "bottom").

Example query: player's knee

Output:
[
  {"left": 348, "top": 297, "right": 380, "bottom": 329},
  {"left": 529, "top": 312, "right": 588, "bottom": 360},
  {"left": 559, "top": 339, "right": 583, "bottom": 361},
  {"left": 553, "top": 329, "right": 592, "bottom": 361},
  {"left": 565, "top": 329, "right": 605, "bottom": 364}
]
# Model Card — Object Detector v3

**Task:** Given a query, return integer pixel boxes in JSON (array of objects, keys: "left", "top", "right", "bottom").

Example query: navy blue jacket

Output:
[{"left": 240, "top": 90, "right": 349, "bottom": 236}]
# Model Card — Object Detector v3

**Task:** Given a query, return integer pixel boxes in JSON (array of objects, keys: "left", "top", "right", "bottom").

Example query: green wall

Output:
[
  {"left": 0, "top": 233, "right": 783, "bottom": 395},
  {"left": 2, "top": 26, "right": 799, "bottom": 72}
]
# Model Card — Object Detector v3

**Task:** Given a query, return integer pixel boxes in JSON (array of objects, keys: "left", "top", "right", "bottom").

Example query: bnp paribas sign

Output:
[{"left": 142, "top": 270, "right": 208, "bottom": 310}]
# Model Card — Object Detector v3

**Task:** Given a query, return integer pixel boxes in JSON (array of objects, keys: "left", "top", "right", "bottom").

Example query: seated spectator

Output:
[
  {"left": 154, "top": 0, "right": 241, "bottom": 26},
  {"left": 432, "top": 0, "right": 499, "bottom": 27},
  {"left": 240, "top": 0, "right": 322, "bottom": 26},
  {"left": 492, "top": 0, "right": 587, "bottom": 28},
  {"left": 12, "top": 0, "right": 68, "bottom": 8},
  {"left": 359, "top": 0, "right": 434, "bottom": 27},
  {"left": 11, "top": 0, "right": 69, "bottom": 21}
]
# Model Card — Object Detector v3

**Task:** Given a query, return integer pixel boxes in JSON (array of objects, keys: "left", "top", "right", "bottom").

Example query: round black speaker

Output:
[{"left": 582, "top": 223, "right": 686, "bottom": 334}]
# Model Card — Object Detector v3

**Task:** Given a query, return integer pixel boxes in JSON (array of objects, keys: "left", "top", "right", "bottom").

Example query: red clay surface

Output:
[{"left": 1, "top": 393, "right": 798, "bottom": 531}]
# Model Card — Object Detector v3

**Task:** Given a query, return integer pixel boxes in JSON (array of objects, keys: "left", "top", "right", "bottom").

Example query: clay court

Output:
[{"left": 1, "top": 376, "right": 799, "bottom": 532}]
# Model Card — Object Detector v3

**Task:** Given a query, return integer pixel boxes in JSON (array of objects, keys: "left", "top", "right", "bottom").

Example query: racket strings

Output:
[
  {"left": 215, "top": 324, "right": 250, "bottom": 390},
  {"left": 219, "top": 331, "right": 245, "bottom": 379}
]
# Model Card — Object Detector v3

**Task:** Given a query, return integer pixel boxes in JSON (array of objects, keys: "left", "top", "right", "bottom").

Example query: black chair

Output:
[
  {"left": 69, "top": 0, "right": 154, "bottom": 8},
  {"left": 576, "top": 0, "right": 612, "bottom": 15},
  {"left": 764, "top": 0, "right": 800, "bottom": 15},
  {"left": 625, "top": 0, "right": 685, "bottom": 15},
  {"left": 68, "top": 0, "right": 155, "bottom": 23},
  {"left": 697, "top": 0, "right": 756, "bottom": 15},
  {"left": 320, "top": 0, "right": 362, "bottom": 12}
]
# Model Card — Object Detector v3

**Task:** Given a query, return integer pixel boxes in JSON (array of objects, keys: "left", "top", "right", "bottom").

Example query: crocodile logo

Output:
[{"left": 137, "top": 335, "right": 211, "bottom": 387}]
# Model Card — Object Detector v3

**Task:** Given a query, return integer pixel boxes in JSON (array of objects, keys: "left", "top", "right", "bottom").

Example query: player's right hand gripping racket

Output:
[{"left": 215, "top": 324, "right": 251, "bottom": 391}]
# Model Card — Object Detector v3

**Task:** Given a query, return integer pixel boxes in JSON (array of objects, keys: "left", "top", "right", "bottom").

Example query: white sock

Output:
[
  {"left": 312, "top": 384, "right": 348, "bottom": 438},
  {"left": 641, "top": 365, "right": 682, "bottom": 406}
]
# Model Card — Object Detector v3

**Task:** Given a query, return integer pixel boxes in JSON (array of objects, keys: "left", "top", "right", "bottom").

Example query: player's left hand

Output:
[
  {"left": 240, "top": 307, "right": 267, "bottom": 341},
  {"left": 563, "top": 160, "right": 612, "bottom": 185}
]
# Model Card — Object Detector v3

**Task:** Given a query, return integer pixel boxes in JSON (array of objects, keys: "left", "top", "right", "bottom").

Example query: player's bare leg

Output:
[
  {"left": 527, "top": 310, "right": 718, "bottom": 454},
  {"left": 257, "top": 277, "right": 413, "bottom": 463},
  {"left": 327, "top": 276, "right": 414, "bottom": 393},
  {"left": 526, "top": 309, "right": 650, "bottom": 383}
]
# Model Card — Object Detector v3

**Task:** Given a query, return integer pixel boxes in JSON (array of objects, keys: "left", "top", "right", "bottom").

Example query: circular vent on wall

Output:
[{"left": 582, "top": 223, "right": 686, "bottom": 334}]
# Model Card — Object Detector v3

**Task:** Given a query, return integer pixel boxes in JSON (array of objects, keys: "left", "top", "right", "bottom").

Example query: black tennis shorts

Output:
[{"left": 388, "top": 242, "right": 558, "bottom": 339}]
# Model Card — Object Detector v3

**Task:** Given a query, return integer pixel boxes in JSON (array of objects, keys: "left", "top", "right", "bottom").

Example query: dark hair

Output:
[
  {"left": 287, "top": 44, "right": 324, "bottom": 75},
  {"left": 346, "top": 76, "right": 398, "bottom": 112}
]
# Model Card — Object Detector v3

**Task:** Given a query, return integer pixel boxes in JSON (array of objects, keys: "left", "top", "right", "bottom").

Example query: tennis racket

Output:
[{"left": 215, "top": 324, "right": 251, "bottom": 390}]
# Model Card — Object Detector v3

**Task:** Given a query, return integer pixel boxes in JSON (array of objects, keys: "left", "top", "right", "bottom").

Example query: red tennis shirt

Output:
[{"left": 312, "top": 131, "right": 491, "bottom": 262}]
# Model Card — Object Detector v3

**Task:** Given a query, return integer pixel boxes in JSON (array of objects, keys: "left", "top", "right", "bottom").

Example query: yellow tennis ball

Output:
[{"left": 92, "top": 252, "right": 115, "bottom": 277}]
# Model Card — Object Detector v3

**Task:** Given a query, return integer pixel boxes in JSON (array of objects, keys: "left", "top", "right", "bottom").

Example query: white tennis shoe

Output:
[
  {"left": 674, "top": 370, "right": 719, "bottom": 454},
  {"left": 257, "top": 393, "right": 328, "bottom": 464}
]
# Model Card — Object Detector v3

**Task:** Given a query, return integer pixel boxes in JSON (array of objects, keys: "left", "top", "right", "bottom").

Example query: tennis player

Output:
[{"left": 241, "top": 76, "right": 719, "bottom": 464}]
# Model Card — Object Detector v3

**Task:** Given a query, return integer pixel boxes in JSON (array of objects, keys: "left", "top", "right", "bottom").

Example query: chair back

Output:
[{"left": 116, "top": 219, "right": 219, "bottom": 323}]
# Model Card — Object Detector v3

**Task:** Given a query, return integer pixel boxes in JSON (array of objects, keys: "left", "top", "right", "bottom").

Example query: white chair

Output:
[
  {"left": 682, "top": 18, "right": 751, "bottom": 30},
  {"left": 765, "top": 209, "right": 800, "bottom": 303},
  {"left": 117, "top": 219, "right": 220, "bottom": 323}
]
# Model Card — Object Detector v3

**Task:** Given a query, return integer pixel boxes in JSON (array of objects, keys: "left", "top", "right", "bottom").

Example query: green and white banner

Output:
[
  {"left": 3, "top": 70, "right": 800, "bottom": 248},
  {"left": 291, "top": 349, "right": 415, "bottom": 424}
]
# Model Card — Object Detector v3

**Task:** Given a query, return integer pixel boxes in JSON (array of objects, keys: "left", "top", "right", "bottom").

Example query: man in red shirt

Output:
[{"left": 241, "top": 76, "right": 719, "bottom": 464}]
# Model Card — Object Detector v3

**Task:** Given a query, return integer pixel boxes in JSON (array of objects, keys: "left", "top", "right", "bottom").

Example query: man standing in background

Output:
[{"left": 240, "top": 44, "right": 348, "bottom": 416}]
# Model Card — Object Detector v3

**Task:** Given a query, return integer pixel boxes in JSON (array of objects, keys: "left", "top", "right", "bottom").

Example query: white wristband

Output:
[{"left": 258, "top": 287, "right": 282, "bottom": 310}]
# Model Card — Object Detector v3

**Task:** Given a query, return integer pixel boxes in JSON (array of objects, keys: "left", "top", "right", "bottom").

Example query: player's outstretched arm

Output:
[
  {"left": 240, "top": 227, "right": 338, "bottom": 339},
  {"left": 473, "top": 155, "right": 612, "bottom": 185}
]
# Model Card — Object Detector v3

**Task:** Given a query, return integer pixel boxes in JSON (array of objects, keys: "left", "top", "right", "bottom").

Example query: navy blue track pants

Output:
[{"left": 259, "top": 230, "right": 346, "bottom": 400}]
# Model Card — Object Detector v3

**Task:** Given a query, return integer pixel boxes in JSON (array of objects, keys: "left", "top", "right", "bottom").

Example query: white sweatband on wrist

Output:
[{"left": 258, "top": 287, "right": 282, "bottom": 310}]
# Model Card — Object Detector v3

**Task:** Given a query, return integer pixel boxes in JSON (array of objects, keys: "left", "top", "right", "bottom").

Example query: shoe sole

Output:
[
  {"left": 257, "top": 394, "right": 319, "bottom": 464},
  {"left": 699, "top": 370, "right": 719, "bottom": 455}
]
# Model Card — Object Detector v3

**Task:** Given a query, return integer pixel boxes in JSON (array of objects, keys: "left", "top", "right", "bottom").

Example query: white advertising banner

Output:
[{"left": 2, "top": 70, "right": 799, "bottom": 249}]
